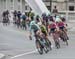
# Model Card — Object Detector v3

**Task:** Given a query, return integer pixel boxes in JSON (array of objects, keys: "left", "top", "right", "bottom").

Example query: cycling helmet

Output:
[
  {"left": 36, "top": 15, "right": 40, "bottom": 18},
  {"left": 55, "top": 17, "right": 62, "bottom": 22},
  {"left": 60, "top": 15, "right": 64, "bottom": 18},
  {"left": 42, "top": 12, "right": 47, "bottom": 17},
  {"left": 37, "top": 22, "right": 42, "bottom": 26},
  {"left": 56, "top": 15, "right": 60, "bottom": 18},
  {"left": 48, "top": 13, "right": 51, "bottom": 16}
]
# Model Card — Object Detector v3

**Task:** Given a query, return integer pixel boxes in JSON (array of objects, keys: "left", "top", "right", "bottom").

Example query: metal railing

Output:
[{"left": 58, "top": 11, "right": 75, "bottom": 20}]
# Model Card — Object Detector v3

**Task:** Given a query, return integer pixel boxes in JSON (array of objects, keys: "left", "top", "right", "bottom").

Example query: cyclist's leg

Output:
[
  {"left": 34, "top": 30, "right": 40, "bottom": 40},
  {"left": 59, "top": 26, "right": 65, "bottom": 41},
  {"left": 59, "top": 26, "right": 68, "bottom": 39},
  {"left": 63, "top": 28, "right": 69, "bottom": 40}
]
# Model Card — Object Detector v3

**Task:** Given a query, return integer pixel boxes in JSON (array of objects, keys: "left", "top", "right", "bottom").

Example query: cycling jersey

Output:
[
  {"left": 29, "top": 21, "right": 40, "bottom": 32},
  {"left": 40, "top": 25, "right": 47, "bottom": 36},
  {"left": 57, "top": 22, "right": 65, "bottom": 30},
  {"left": 41, "top": 25, "right": 46, "bottom": 32},
  {"left": 48, "top": 22, "right": 56, "bottom": 33},
  {"left": 57, "top": 22, "right": 64, "bottom": 27},
  {"left": 48, "top": 23, "right": 56, "bottom": 29}
]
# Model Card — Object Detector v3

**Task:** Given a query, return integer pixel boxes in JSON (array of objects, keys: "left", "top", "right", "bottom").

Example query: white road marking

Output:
[
  {"left": 10, "top": 49, "right": 37, "bottom": 59},
  {"left": 10, "top": 45, "right": 54, "bottom": 59}
]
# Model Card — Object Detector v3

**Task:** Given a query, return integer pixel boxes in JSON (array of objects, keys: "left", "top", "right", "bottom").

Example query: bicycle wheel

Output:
[
  {"left": 55, "top": 42, "right": 60, "bottom": 49},
  {"left": 46, "top": 39, "right": 52, "bottom": 50},
  {"left": 62, "top": 32, "right": 68, "bottom": 46},
  {"left": 55, "top": 39, "right": 60, "bottom": 49},
  {"left": 42, "top": 39, "right": 49, "bottom": 53},
  {"left": 36, "top": 40, "right": 43, "bottom": 55},
  {"left": 43, "top": 45, "right": 49, "bottom": 53},
  {"left": 29, "top": 36, "right": 32, "bottom": 40},
  {"left": 53, "top": 32, "right": 60, "bottom": 49}
]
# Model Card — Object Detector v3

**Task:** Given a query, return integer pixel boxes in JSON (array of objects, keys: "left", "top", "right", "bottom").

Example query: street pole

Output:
[
  {"left": 50, "top": 0, "right": 52, "bottom": 12},
  {"left": 13, "top": 0, "right": 14, "bottom": 10},
  {"left": 6, "top": 0, "right": 7, "bottom": 10},
  {"left": 65, "top": 0, "right": 68, "bottom": 21}
]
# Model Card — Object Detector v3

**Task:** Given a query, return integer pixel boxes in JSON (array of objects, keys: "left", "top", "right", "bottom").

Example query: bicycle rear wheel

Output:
[
  {"left": 36, "top": 40, "right": 43, "bottom": 55},
  {"left": 46, "top": 39, "right": 52, "bottom": 50},
  {"left": 55, "top": 39, "right": 60, "bottom": 49},
  {"left": 62, "top": 32, "right": 69, "bottom": 46}
]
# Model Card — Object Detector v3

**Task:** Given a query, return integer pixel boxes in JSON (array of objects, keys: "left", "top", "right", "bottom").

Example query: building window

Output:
[
  {"left": 11, "top": 0, "right": 13, "bottom": 2},
  {"left": 69, "top": 6, "right": 74, "bottom": 11},
  {"left": 1, "top": 0, "right": 2, "bottom": 2},
  {"left": 30, "top": 8, "right": 32, "bottom": 11},
  {"left": 69, "top": 0, "right": 74, "bottom": 2},
  {"left": 25, "top": 6, "right": 28, "bottom": 10},
  {"left": 4, "top": 0, "right": 6, "bottom": 2},
  {"left": 18, "top": 0, "right": 20, "bottom": 2},
  {"left": 43, "top": 0, "right": 50, "bottom": 2}
]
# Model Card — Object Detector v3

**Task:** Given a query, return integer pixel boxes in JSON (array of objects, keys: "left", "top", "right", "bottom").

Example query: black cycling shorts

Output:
[
  {"left": 50, "top": 28, "right": 56, "bottom": 33},
  {"left": 42, "top": 31, "right": 47, "bottom": 36},
  {"left": 59, "top": 26, "right": 64, "bottom": 31},
  {"left": 34, "top": 30, "right": 38, "bottom": 34}
]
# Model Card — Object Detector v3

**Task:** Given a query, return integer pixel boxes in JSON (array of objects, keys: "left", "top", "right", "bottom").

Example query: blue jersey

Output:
[{"left": 29, "top": 21, "right": 40, "bottom": 32}]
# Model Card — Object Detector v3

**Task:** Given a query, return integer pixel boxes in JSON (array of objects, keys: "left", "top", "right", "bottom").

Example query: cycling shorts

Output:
[
  {"left": 42, "top": 31, "right": 47, "bottom": 36},
  {"left": 50, "top": 28, "right": 56, "bottom": 33},
  {"left": 59, "top": 26, "right": 64, "bottom": 31}
]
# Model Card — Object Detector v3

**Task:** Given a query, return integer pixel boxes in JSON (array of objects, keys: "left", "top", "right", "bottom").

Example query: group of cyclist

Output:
[
  {"left": 12, "top": 10, "right": 35, "bottom": 30},
  {"left": 3, "top": 9, "right": 69, "bottom": 52},
  {"left": 2, "top": 10, "right": 10, "bottom": 25},
  {"left": 1, "top": 5, "right": 69, "bottom": 54},
  {"left": 29, "top": 12, "right": 69, "bottom": 52}
]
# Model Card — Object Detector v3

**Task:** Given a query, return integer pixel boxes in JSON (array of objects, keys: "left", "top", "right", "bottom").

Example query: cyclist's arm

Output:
[
  {"left": 29, "top": 22, "right": 33, "bottom": 34},
  {"left": 29, "top": 24, "right": 32, "bottom": 33},
  {"left": 35, "top": 24, "right": 41, "bottom": 30},
  {"left": 48, "top": 25, "right": 50, "bottom": 33}
]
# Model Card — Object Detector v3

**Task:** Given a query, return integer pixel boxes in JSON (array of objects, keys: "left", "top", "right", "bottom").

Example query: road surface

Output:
[{"left": 0, "top": 22, "right": 75, "bottom": 59}]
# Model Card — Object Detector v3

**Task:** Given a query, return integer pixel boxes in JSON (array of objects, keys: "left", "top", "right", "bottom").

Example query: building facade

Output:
[
  {"left": 0, "top": 0, "right": 75, "bottom": 14},
  {"left": 0, "top": 0, "right": 31, "bottom": 14},
  {"left": 43, "top": 0, "right": 75, "bottom": 11}
]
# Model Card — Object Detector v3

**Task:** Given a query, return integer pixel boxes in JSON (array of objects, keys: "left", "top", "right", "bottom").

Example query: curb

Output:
[{"left": 0, "top": 54, "right": 5, "bottom": 59}]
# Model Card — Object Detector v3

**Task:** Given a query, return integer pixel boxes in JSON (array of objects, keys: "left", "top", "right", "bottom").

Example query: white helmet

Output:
[
  {"left": 56, "top": 16, "right": 60, "bottom": 18},
  {"left": 37, "top": 22, "right": 42, "bottom": 26},
  {"left": 60, "top": 15, "right": 64, "bottom": 18},
  {"left": 55, "top": 17, "right": 62, "bottom": 22}
]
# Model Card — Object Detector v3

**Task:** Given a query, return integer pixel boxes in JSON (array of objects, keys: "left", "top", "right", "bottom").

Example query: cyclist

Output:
[
  {"left": 48, "top": 18, "right": 60, "bottom": 48},
  {"left": 13, "top": 10, "right": 17, "bottom": 24},
  {"left": 36, "top": 15, "right": 40, "bottom": 23},
  {"left": 29, "top": 20, "right": 41, "bottom": 40},
  {"left": 37, "top": 20, "right": 52, "bottom": 50},
  {"left": 60, "top": 15, "right": 68, "bottom": 27},
  {"left": 38, "top": 21, "right": 48, "bottom": 40},
  {"left": 21, "top": 13, "right": 27, "bottom": 30},
  {"left": 36, "top": 15, "right": 49, "bottom": 40},
  {"left": 48, "top": 21, "right": 57, "bottom": 34},
  {"left": 42, "top": 13, "right": 48, "bottom": 24},
  {"left": 55, "top": 16, "right": 69, "bottom": 40}
]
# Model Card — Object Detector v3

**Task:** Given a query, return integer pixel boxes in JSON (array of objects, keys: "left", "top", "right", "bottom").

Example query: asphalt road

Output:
[{"left": 0, "top": 23, "right": 75, "bottom": 59}]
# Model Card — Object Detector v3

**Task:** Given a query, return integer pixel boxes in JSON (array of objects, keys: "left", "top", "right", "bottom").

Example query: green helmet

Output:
[{"left": 36, "top": 15, "right": 40, "bottom": 18}]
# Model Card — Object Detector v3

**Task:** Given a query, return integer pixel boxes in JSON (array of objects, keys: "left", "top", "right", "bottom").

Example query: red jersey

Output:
[
  {"left": 48, "top": 23, "right": 56, "bottom": 28},
  {"left": 57, "top": 22, "right": 64, "bottom": 27}
]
